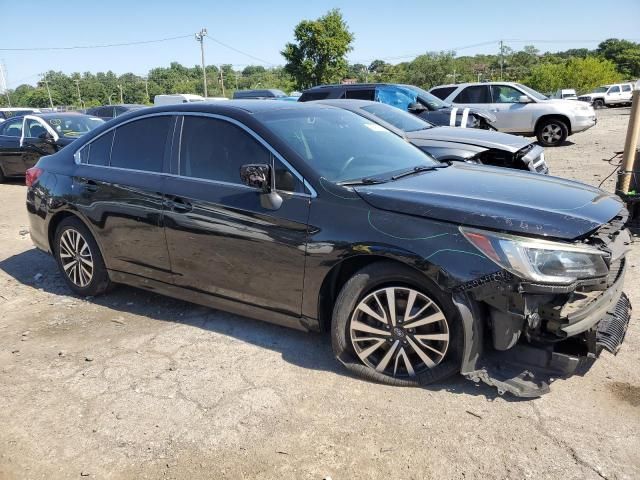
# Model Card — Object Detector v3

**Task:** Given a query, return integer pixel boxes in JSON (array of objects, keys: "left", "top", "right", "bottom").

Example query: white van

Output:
[{"left": 153, "top": 94, "right": 205, "bottom": 106}]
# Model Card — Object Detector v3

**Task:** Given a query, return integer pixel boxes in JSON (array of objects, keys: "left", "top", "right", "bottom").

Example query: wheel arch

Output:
[
  {"left": 316, "top": 253, "right": 445, "bottom": 332},
  {"left": 535, "top": 113, "right": 572, "bottom": 135},
  {"left": 47, "top": 209, "right": 103, "bottom": 258}
]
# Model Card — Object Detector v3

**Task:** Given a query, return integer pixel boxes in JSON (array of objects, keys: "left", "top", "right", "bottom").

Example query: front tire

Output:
[
  {"left": 0, "top": 166, "right": 6, "bottom": 183},
  {"left": 331, "top": 261, "right": 462, "bottom": 387},
  {"left": 54, "top": 217, "right": 111, "bottom": 296},
  {"left": 593, "top": 99, "right": 605, "bottom": 109},
  {"left": 536, "top": 118, "right": 568, "bottom": 147}
]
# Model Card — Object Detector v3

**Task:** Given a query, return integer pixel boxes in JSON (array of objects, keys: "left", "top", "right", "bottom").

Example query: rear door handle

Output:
[
  {"left": 168, "top": 196, "right": 192, "bottom": 213},
  {"left": 78, "top": 178, "right": 98, "bottom": 192}
]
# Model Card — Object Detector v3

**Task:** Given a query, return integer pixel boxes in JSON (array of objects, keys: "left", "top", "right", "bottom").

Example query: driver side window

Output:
[
  {"left": 491, "top": 85, "right": 523, "bottom": 103},
  {"left": 24, "top": 118, "right": 48, "bottom": 139}
]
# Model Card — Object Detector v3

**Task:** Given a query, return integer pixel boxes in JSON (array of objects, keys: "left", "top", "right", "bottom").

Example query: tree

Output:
[
  {"left": 526, "top": 56, "right": 622, "bottom": 94},
  {"left": 597, "top": 38, "right": 640, "bottom": 78},
  {"left": 281, "top": 9, "right": 354, "bottom": 89},
  {"left": 398, "top": 52, "right": 456, "bottom": 89}
]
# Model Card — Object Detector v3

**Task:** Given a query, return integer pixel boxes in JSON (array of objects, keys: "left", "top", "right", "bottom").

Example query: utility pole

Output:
[
  {"left": 74, "top": 79, "right": 83, "bottom": 108},
  {"left": 452, "top": 68, "right": 457, "bottom": 83},
  {"left": 195, "top": 28, "right": 208, "bottom": 97},
  {"left": 0, "top": 63, "right": 10, "bottom": 107},
  {"left": 41, "top": 73, "right": 54, "bottom": 109},
  {"left": 219, "top": 65, "right": 225, "bottom": 97},
  {"left": 143, "top": 77, "right": 149, "bottom": 103},
  {"left": 499, "top": 40, "right": 504, "bottom": 81},
  {"left": 117, "top": 84, "right": 123, "bottom": 104},
  {"left": 235, "top": 72, "right": 239, "bottom": 90}
]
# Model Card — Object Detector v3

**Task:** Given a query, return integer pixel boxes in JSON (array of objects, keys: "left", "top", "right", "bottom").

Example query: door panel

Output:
[
  {"left": 72, "top": 166, "right": 173, "bottom": 282},
  {"left": 489, "top": 85, "right": 534, "bottom": 132},
  {"left": 0, "top": 117, "right": 25, "bottom": 175},
  {"left": 163, "top": 179, "right": 309, "bottom": 315}
]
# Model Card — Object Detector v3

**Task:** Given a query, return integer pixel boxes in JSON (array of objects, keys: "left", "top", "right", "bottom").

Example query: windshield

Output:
[
  {"left": 44, "top": 115, "right": 105, "bottom": 138},
  {"left": 593, "top": 86, "right": 609, "bottom": 93},
  {"left": 258, "top": 107, "right": 439, "bottom": 183},
  {"left": 400, "top": 85, "right": 450, "bottom": 109},
  {"left": 361, "top": 103, "right": 433, "bottom": 132},
  {"left": 515, "top": 84, "right": 548, "bottom": 100}
]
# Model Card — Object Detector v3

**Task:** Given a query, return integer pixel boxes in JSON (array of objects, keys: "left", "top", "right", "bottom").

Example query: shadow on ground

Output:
[{"left": 1, "top": 247, "right": 528, "bottom": 401}]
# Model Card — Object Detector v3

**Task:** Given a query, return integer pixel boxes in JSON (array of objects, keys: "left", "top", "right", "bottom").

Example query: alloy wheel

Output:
[
  {"left": 59, "top": 228, "right": 94, "bottom": 287},
  {"left": 349, "top": 287, "right": 449, "bottom": 378},
  {"left": 541, "top": 124, "right": 563, "bottom": 144}
]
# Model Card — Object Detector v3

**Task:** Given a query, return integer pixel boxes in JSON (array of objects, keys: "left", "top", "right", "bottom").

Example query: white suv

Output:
[
  {"left": 430, "top": 82, "right": 596, "bottom": 147},
  {"left": 578, "top": 83, "right": 634, "bottom": 109}
]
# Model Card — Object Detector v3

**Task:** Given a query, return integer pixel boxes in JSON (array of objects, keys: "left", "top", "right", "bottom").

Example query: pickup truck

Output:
[{"left": 578, "top": 83, "right": 634, "bottom": 108}]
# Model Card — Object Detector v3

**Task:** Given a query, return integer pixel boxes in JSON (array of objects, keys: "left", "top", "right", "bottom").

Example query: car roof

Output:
[
  {"left": 119, "top": 99, "right": 341, "bottom": 117},
  {"left": 432, "top": 82, "right": 522, "bottom": 89},
  {"left": 304, "top": 83, "right": 400, "bottom": 91}
]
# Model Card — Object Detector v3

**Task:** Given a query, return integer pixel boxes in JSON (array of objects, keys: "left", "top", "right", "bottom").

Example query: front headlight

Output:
[{"left": 460, "top": 227, "right": 609, "bottom": 284}]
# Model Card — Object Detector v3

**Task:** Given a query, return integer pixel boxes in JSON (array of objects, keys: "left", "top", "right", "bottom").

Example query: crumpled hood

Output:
[
  {"left": 354, "top": 163, "right": 623, "bottom": 240},
  {"left": 407, "top": 126, "right": 530, "bottom": 153}
]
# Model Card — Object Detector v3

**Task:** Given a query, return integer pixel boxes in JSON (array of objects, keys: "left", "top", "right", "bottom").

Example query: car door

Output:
[
  {"left": 73, "top": 114, "right": 175, "bottom": 283},
  {"left": 451, "top": 84, "right": 495, "bottom": 122},
  {"left": 20, "top": 116, "right": 60, "bottom": 170},
  {"left": 0, "top": 117, "right": 25, "bottom": 176},
  {"left": 488, "top": 85, "right": 535, "bottom": 133},
  {"left": 607, "top": 86, "right": 622, "bottom": 104},
  {"left": 621, "top": 84, "right": 633, "bottom": 102},
  {"left": 162, "top": 114, "right": 310, "bottom": 318}
]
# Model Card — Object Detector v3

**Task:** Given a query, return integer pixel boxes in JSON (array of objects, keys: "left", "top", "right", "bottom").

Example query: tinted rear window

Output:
[
  {"left": 299, "top": 90, "right": 334, "bottom": 101},
  {"left": 110, "top": 116, "right": 172, "bottom": 172},
  {"left": 345, "top": 89, "right": 375, "bottom": 100},
  {"left": 85, "top": 131, "right": 114, "bottom": 166},
  {"left": 430, "top": 87, "right": 456, "bottom": 100},
  {"left": 454, "top": 85, "right": 491, "bottom": 103}
]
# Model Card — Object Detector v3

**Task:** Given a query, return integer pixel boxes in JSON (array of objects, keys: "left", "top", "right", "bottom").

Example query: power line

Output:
[
  {"left": 0, "top": 34, "right": 192, "bottom": 52},
  {"left": 204, "top": 34, "right": 276, "bottom": 66}
]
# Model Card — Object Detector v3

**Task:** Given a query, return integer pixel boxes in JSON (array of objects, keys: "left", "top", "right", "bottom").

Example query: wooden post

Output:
[{"left": 618, "top": 89, "right": 640, "bottom": 194}]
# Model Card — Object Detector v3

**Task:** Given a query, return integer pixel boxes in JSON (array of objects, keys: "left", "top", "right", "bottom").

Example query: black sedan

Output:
[
  {"left": 0, "top": 112, "right": 104, "bottom": 182},
  {"left": 26, "top": 101, "right": 631, "bottom": 397},
  {"left": 299, "top": 83, "right": 497, "bottom": 129},
  {"left": 317, "top": 99, "right": 548, "bottom": 173},
  {"left": 85, "top": 104, "right": 147, "bottom": 121}
]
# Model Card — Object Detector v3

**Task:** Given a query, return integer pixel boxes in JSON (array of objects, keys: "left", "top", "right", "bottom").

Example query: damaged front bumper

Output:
[{"left": 454, "top": 227, "right": 633, "bottom": 398}]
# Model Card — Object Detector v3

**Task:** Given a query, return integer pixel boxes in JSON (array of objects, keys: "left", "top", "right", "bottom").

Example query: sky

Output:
[{"left": 1, "top": 0, "right": 639, "bottom": 88}]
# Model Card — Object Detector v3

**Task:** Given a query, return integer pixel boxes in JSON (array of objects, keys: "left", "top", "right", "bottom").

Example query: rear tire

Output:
[
  {"left": 536, "top": 118, "right": 569, "bottom": 147},
  {"left": 54, "top": 217, "right": 112, "bottom": 297},
  {"left": 0, "top": 166, "right": 6, "bottom": 183},
  {"left": 331, "top": 261, "right": 462, "bottom": 387}
]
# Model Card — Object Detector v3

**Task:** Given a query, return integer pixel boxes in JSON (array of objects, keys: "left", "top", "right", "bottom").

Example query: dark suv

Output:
[
  {"left": 85, "top": 104, "right": 146, "bottom": 121},
  {"left": 299, "top": 83, "right": 496, "bottom": 129},
  {"left": 26, "top": 101, "right": 631, "bottom": 397}
]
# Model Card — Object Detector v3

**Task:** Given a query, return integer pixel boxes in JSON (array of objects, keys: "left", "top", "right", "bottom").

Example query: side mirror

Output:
[
  {"left": 518, "top": 95, "right": 532, "bottom": 104},
  {"left": 407, "top": 101, "right": 427, "bottom": 113},
  {"left": 240, "top": 164, "right": 271, "bottom": 192}
]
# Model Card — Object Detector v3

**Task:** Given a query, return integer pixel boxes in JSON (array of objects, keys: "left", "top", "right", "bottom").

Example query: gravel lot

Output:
[{"left": 1, "top": 107, "right": 639, "bottom": 480}]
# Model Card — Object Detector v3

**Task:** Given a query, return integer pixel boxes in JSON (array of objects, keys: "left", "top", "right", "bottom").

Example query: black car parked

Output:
[
  {"left": 233, "top": 89, "right": 288, "bottom": 99},
  {"left": 85, "top": 104, "right": 147, "bottom": 121},
  {"left": 26, "top": 102, "right": 631, "bottom": 397},
  {"left": 299, "top": 83, "right": 496, "bottom": 130},
  {"left": 0, "top": 113, "right": 103, "bottom": 182}
]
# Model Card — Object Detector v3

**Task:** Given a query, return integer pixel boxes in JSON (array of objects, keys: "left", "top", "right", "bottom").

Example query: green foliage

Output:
[
  {"left": 597, "top": 38, "right": 640, "bottom": 77},
  {"left": 526, "top": 56, "right": 622, "bottom": 94},
  {"left": 281, "top": 9, "right": 354, "bottom": 89}
]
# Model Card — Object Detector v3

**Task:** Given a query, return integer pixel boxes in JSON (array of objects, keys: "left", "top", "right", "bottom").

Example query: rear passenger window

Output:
[
  {"left": 346, "top": 89, "right": 375, "bottom": 100},
  {"left": 621, "top": 85, "right": 631, "bottom": 92},
  {"left": 299, "top": 91, "right": 333, "bottom": 101},
  {"left": 110, "top": 116, "right": 172, "bottom": 172},
  {"left": 179, "top": 116, "right": 270, "bottom": 184},
  {"left": 454, "top": 85, "right": 491, "bottom": 103},
  {"left": 85, "top": 131, "right": 114, "bottom": 166},
  {"left": 430, "top": 87, "right": 456, "bottom": 100}
]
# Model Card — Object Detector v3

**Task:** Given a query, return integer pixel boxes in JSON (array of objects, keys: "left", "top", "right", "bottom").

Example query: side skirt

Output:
[{"left": 108, "top": 270, "right": 319, "bottom": 333}]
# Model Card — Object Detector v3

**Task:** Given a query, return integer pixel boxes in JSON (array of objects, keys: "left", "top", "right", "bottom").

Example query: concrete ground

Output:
[{"left": 0, "top": 107, "right": 638, "bottom": 480}]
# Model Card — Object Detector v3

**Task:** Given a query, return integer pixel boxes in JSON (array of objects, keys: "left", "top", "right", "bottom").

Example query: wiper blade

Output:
[
  {"left": 390, "top": 164, "right": 448, "bottom": 181},
  {"left": 338, "top": 177, "right": 387, "bottom": 186}
]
